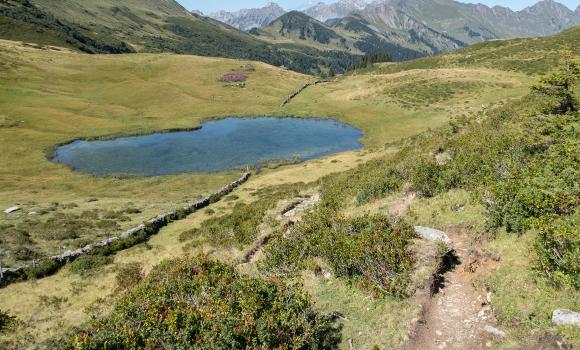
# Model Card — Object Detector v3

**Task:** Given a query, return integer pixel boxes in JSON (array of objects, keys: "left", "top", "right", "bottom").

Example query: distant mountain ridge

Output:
[
  {"left": 1, "top": 0, "right": 578, "bottom": 77},
  {"left": 210, "top": 0, "right": 580, "bottom": 44},
  {"left": 0, "top": 0, "right": 359, "bottom": 75},
  {"left": 209, "top": 2, "right": 285, "bottom": 32},
  {"left": 253, "top": 10, "right": 463, "bottom": 61},
  {"left": 303, "top": 0, "right": 367, "bottom": 22}
]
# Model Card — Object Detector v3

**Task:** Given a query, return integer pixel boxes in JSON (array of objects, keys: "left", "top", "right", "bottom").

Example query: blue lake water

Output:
[{"left": 52, "top": 117, "right": 363, "bottom": 176}]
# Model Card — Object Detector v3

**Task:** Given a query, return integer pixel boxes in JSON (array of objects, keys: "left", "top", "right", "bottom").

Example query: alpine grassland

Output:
[{"left": 0, "top": 25, "right": 578, "bottom": 349}]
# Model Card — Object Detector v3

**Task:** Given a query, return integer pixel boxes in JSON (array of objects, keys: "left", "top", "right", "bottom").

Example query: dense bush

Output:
[
  {"left": 262, "top": 211, "right": 417, "bottom": 297},
  {"left": 531, "top": 52, "right": 579, "bottom": 113},
  {"left": 115, "top": 262, "right": 143, "bottom": 291},
  {"left": 534, "top": 214, "right": 579, "bottom": 289},
  {"left": 0, "top": 310, "right": 16, "bottom": 333},
  {"left": 25, "top": 259, "right": 62, "bottom": 280},
  {"left": 409, "top": 158, "right": 453, "bottom": 197},
  {"left": 61, "top": 256, "right": 340, "bottom": 350},
  {"left": 68, "top": 254, "right": 113, "bottom": 277}
]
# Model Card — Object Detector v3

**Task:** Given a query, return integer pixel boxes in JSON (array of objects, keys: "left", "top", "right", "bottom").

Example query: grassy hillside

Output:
[
  {"left": 0, "top": 0, "right": 133, "bottom": 53},
  {"left": 372, "top": 26, "right": 580, "bottom": 75},
  {"left": 284, "top": 68, "right": 530, "bottom": 146},
  {"left": 0, "top": 28, "right": 577, "bottom": 349}
]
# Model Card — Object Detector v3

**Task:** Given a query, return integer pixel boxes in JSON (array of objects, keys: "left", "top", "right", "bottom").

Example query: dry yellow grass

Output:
[{"left": 283, "top": 68, "right": 532, "bottom": 146}]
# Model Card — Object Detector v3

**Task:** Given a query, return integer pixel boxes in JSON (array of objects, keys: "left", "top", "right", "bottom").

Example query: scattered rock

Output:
[
  {"left": 552, "top": 309, "right": 580, "bottom": 327},
  {"left": 483, "top": 325, "right": 506, "bottom": 338},
  {"left": 486, "top": 291, "right": 494, "bottom": 304},
  {"left": 478, "top": 306, "right": 491, "bottom": 319},
  {"left": 86, "top": 197, "right": 98, "bottom": 203},
  {"left": 435, "top": 152, "right": 452, "bottom": 165},
  {"left": 3, "top": 206, "right": 20, "bottom": 214},
  {"left": 414, "top": 226, "right": 453, "bottom": 249},
  {"left": 452, "top": 204, "right": 465, "bottom": 212},
  {"left": 28, "top": 211, "right": 38, "bottom": 216}
]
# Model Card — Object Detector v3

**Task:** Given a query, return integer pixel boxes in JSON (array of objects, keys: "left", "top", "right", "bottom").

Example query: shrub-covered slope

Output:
[{"left": 61, "top": 257, "right": 341, "bottom": 349}]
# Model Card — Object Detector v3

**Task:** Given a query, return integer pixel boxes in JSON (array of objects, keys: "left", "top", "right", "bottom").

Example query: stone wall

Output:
[
  {"left": 0, "top": 173, "right": 250, "bottom": 287},
  {"left": 280, "top": 80, "right": 328, "bottom": 107}
]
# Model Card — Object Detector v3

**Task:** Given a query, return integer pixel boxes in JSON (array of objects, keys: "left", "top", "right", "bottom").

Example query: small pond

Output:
[{"left": 52, "top": 117, "right": 363, "bottom": 176}]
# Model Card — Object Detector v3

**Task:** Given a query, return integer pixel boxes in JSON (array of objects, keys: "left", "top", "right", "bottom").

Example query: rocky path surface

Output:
[{"left": 407, "top": 228, "right": 503, "bottom": 350}]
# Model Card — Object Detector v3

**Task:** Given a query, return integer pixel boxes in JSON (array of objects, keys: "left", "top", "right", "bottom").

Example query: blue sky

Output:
[{"left": 182, "top": 0, "right": 579, "bottom": 13}]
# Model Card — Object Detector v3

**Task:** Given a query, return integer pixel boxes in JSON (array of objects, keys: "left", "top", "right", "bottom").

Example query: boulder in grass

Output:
[
  {"left": 552, "top": 309, "right": 580, "bottom": 327},
  {"left": 414, "top": 226, "right": 453, "bottom": 250},
  {"left": 3, "top": 206, "right": 21, "bottom": 214}
]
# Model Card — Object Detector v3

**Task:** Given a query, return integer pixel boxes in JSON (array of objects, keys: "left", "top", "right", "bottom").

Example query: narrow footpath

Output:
[{"left": 407, "top": 227, "right": 503, "bottom": 350}]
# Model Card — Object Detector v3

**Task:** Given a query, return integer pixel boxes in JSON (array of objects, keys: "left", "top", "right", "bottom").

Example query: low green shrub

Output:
[
  {"left": 262, "top": 211, "right": 417, "bottom": 297},
  {"left": 534, "top": 214, "right": 580, "bottom": 289},
  {"left": 115, "top": 262, "right": 143, "bottom": 290},
  {"left": 25, "top": 259, "right": 61, "bottom": 280},
  {"left": 13, "top": 247, "right": 42, "bottom": 261},
  {"left": 184, "top": 183, "right": 307, "bottom": 247},
  {"left": 0, "top": 310, "right": 17, "bottom": 333},
  {"left": 38, "top": 295, "right": 68, "bottom": 310},
  {"left": 409, "top": 158, "right": 450, "bottom": 197},
  {"left": 68, "top": 255, "right": 113, "bottom": 277},
  {"left": 61, "top": 256, "right": 341, "bottom": 349}
]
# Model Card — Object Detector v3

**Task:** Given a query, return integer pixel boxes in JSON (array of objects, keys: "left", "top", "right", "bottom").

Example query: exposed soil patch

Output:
[
  {"left": 391, "top": 191, "right": 416, "bottom": 217},
  {"left": 407, "top": 226, "right": 503, "bottom": 350}
]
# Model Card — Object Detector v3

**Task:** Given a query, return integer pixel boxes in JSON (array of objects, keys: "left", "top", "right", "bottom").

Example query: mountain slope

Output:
[
  {"left": 251, "top": 11, "right": 352, "bottom": 51},
  {"left": 0, "top": 0, "right": 359, "bottom": 74},
  {"left": 209, "top": 2, "right": 286, "bottom": 32},
  {"left": 376, "top": 0, "right": 580, "bottom": 45},
  {"left": 0, "top": 0, "right": 133, "bottom": 53},
  {"left": 213, "top": 0, "right": 579, "bottom": 56},
  {"left": 253, "top": 10, "right": 464, "bottom": 61},
  {"left": 350, "top": 3, "right": 465, "bottom": 53}
]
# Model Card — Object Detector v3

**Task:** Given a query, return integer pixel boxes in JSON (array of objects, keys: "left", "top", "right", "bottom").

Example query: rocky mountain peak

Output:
[
  {"left": 338, "top": 0, "right": 367, "bottom": 9},
  {"left": 264, "top": 2, "right": 284, "bottom": 11},
  {"left": 524, "top": 0, "right": 573, "bottom": 15},
  {"left": 304, "top": 0, "right": 368, "bottom": 22},
  {"left": 208, "top": 2, "right": 286, "bottom": 31}
]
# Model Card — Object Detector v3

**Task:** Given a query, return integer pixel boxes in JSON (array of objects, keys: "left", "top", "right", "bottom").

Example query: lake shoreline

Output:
[{"left": 49, "top": 116, "right": 364, "bottom": 177}]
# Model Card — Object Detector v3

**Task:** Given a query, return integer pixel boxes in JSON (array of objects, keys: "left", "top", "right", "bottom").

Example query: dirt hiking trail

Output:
[{"left": 407, "top": 227, "right": 503, "bottom": 350}]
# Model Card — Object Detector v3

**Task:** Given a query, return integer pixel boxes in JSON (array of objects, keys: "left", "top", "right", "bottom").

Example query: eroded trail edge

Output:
[{"left": 406, "top": 227, "right": 503, "bottom": 350}]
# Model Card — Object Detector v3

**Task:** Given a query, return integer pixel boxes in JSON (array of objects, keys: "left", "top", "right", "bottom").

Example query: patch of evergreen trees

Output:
[{"left": 347, "top": 52, "right": 392, "bottom": 71}]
